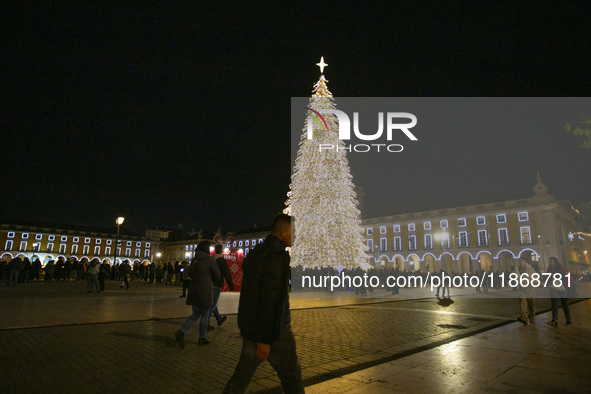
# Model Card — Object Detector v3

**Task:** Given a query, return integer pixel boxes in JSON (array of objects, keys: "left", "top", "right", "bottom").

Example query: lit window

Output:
[
  {"left": 95, "top": 246, "right": 101, "bottom": 255},
  {"left": 146, "top": 243, "right": 150, "bottom": 248},
  {"left": 125, "top": 248, "right": 131, "bottom": 257},
  {"left": 520, "top": 227, "right": 532, "bottom": 244},
  {"left": 83, "top": 245, "right": 89, "bottom": 254},
  {"left": 367, "top": 228, "right": 374, "bottom": 235},
  {"left": 439, "top": 233, "right": 450, "bottom": 248},
  {"left": 59, "top": 244, "right": 66, "bottom": 254},
  {"left": 126, "top": 241, "right": 132, "bottom": 247},
  {"left": 20, "top": 241, "right": 27, "bottom": 251},
  {"left": 252, "top": 239, "right": 256, "bottom": 245},
  {"left": 85, "top": 238, "right": 91, "bottom": 244},
  {"left": 393, "top": 237, "right": 401, "bottom": 251},
  {"left": 47, "top": 243, "right": 54, "bottom": 253},
  {"left": 96, "top": 239, "right": 101, "bottom": 244},
  {"left": 22, "top": 233, "right": 29, "bottom": 239},
  {"left": 424, "top": 222, "right": 431, "bottom": 230},
  {"left": 104, "top": 246, "right": 110, "bottom": 255},
  {"left": 259, "top": 239, "right": 263, "bottom": 244},
  {"left": 36, "top": 234, "right": 43, "bottom": 240},
  {"left": 440, "top": 220, "right": 448, "bottom": 229},
  {"left": 408, "top": 223, "right": 416, "bottom": 232},
  {"left": 518, "top": 212, "right": 529, "bottom": 221},
  {"left": 380, "top": 226, "right": 386, "bottom": 234},
  {"left": 245, "top": 248, "right": 249, "bottom": 255},
  {"left": 74, "top": 237, "right": 79, "bottom": 243},
  {"left": 144, "top": 249, "right": 150, "bottom": 258},
  {"left": 135, "top": 249, "right": 140, "bottom": 257},
  {"left": 380, "top": 238, "right": 387, "bottom": 252},
  {"left": 496, "top": 214, "right": 507, "bottom": 224},
  {"left": 459, "top": 231, "right": 468, "bottom": 247},
  {"left": 136, "top": 242, "right": 141, "bottom": 248},
  {"left": 5, "top": 240, "right": 13, "bottom": 250},
  {"left": 393, "top": 225, "right": 401, "bottom": 233},
  {"left": 458, "top": 218, "right": 467, "bottom": 227},
  {"left": 424, "top": 234, "right": 433, "bottom": 249},
  {"left": 239, "top": 241, "right": 243, "bottom": 247},
  {"left": 476, "top": 216, "right": 486, "bottom": 225},
  {"left": 498, "top": 228, "right": 509, "bottom": 245},
  {"left": 367, "top": 239, "right": 374, "bottom": 251},
  {"left": 7, "top": 232, "right": 15, "bottom": 238},
  {"left": 478, "top": 230, "right": 488, "bottom": 246},
  {"left": 48, "top": 235, "right": 55, "bottom": 241},
  {"left": 106, "top": 240, "right": 111, "bottom": 245},
  {"left": 72, "top": 245, "right": 78, "bottom": 254},
  {"left": 61, "top": 236, "right": 67, "bottom": 242},
  {"left": 245, "top": 240, "right": 249, "bottom": 246},
  {"left": 233, "top": 241, "right": 237, "bottom": 247},
  {"left": 409, "top": 235, "right": 417, "bottom": 250}
]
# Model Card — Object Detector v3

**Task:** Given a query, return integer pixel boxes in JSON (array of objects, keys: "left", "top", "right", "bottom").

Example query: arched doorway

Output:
[
  {"left": 458, "top": 253, "right": 471, "bottom": 273},
  {"left": 408, "top": 255, "right": 420, "bottom": 271},
  {"left": 441, "top": 253, "right": 454, "bottom": 273},
  {"left": 394, "top": 256, "right": 404, "bottom": 270},
  {"left": 424, "top": 254, "right": 436, "bottom": 272},
  {"left": 498, "top": 251, "right": 514, "bottom": 272},
  {"left": 478, "top": 252, "right": 492, "bottom": 272}
]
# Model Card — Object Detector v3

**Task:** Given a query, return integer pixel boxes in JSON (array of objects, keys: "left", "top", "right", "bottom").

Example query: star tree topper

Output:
[{"left": 316, "top": 56, "right": 327, "bottom": 73}]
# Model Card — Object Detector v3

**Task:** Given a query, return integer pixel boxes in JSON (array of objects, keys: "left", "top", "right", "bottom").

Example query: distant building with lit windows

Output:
[
  {"left": 230, "top": 225, "right": 269, "bottom": 257},
  {"left": 152, "top": 225, "right": 269, "bottom": 265},
  {"left": 0, "top": 220, "right": 158, "bottom": 267},
  {"left": 155, "top": 230, "right": 217, "bottom": 264},
  {"left": 362, "top": 175, "right": 590, "bottom": 275}
]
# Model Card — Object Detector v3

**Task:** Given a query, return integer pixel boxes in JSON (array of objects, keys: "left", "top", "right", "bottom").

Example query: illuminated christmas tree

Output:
[{"left": 285, "top": 57, "right": 369, "bottom": 271}]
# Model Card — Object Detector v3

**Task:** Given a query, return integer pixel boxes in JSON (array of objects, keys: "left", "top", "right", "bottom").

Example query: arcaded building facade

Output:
[{"left": 362, "top": 176, "right": 590, "bottom": 275}]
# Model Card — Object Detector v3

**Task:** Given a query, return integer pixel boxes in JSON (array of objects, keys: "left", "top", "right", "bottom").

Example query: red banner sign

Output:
[{"left": 222, "top": 249, "right": 244, "bottom": 292}]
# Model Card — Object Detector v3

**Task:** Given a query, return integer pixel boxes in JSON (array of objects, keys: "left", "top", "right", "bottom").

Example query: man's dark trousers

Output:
[{"left": 223, "top": 323, "right": 304, "bottom": 393}]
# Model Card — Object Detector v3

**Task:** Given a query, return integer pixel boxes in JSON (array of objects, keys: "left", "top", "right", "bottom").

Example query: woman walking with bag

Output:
[
  {"left": 175, "top": 241, "right": 220, "bottom": 347},
  {"left": 546, "top": 256, "right": 572, "bottom": 327}
]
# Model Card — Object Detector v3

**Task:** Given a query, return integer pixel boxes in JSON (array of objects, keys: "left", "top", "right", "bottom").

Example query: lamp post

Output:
[{"left": 113, "top": 217, "right": 125, "bottom": 266}]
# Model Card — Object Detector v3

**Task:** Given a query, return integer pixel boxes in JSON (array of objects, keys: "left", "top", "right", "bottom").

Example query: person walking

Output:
[
  {"left": 174, "top": 241, "right": 220, "bottom": 347},
  {"left": 209, "top": 244, "right": 235, "bottom": 327},
  {"left": 6, "top": 256, "right": 22, "bottom": 286},
  {"left": 120, "top": 260, "right": 131, "bottom": 289},
  {"left": 546, "top": 256, "right": 572, "bottom": 327},
  {"left": 86, "top": 258, "right": 101, "bottom": 293},
  {"left": 224, "top": 214, "right": 304, "bottom": 394},
  {"left": 165, "top": 262, "right": 174, "bottom": 285},
  {"left": 179, "top": 260, "right": 190, "bottom": 298},
  {"left": 436, "top": 269, "right": 450, "bottom": 298},
  {"left": 516, "top": 252, "right": 536, "bottom": 325},
  {"left": 98, "top": 261, "right": 110, "bottom": 291}
]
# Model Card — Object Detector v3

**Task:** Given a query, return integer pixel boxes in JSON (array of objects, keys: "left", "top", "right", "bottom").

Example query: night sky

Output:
[{"left": 2, "top": 2, "right": 591, "bottom": 234}]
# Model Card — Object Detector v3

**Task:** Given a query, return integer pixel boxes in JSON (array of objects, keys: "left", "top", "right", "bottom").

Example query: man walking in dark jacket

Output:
[
  {"left": 224, "top": 214, "right": 303, "bottom": 394},
  {"left": 208, "top": 244, "right": 235, "bottom": 327}
]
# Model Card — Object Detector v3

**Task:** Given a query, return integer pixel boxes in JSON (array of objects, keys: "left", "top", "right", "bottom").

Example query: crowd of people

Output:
[{"left": 1, "top": 256, "right": 196, "bottom": 290}]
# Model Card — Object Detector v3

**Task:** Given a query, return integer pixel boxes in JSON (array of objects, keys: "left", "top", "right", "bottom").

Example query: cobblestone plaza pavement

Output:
[{"left": 1, "top": 280, "right": 589, "bottom": 393}]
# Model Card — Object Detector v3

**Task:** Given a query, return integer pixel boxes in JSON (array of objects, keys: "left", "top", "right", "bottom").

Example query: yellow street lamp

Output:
[{"left": 113, "top": 217, "right": 125, "bottom": 265}]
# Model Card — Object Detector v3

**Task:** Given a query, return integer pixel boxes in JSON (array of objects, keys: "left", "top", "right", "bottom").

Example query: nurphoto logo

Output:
[{"left": 306, "top": 108, "right": 418, "bottom": 153}]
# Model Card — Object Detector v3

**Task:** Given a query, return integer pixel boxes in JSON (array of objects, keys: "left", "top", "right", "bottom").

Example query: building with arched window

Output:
[
  {"left": 0, "top": 221, "right": 158, "bottom": 268},
  {"left": 362, "top": 176, "right": 590, "bottom": 275}
]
